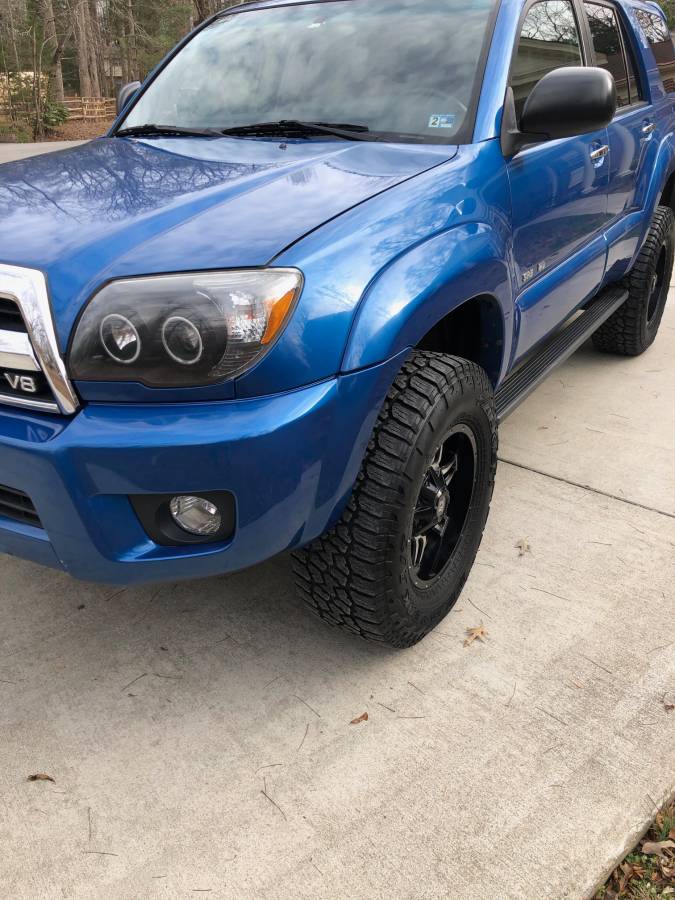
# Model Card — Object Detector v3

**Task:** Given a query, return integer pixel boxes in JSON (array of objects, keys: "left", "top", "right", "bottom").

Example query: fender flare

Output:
[
  {"left": 646, "top": 131, "right": 675, "bottom": 215},
  {"left": 616, "top": 131, "right": 675, "bottom": 277},
  {"left": 341, "top": 223, "right": 513, "bottom": 379}
]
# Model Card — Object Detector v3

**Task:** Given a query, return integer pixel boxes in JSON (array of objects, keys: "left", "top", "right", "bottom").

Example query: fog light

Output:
[{"left": 169, "top": 495, "right": 222, "bottom": 536}]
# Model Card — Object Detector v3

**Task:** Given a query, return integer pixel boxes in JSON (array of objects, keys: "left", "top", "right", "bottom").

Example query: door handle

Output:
[
  {"left": 589, "top": 144, "right": 609, "bottom": 160},
  {"left": 641, "top": 121, "right": 656, "bottom": 140}
]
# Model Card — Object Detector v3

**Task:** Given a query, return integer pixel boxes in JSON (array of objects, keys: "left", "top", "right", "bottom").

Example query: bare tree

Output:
[
  {"left": 0, "top": 0, "right": 249, "bottom": 129},
  {"left": 40, "top": 0, "right": 65, "bottom": 100}
]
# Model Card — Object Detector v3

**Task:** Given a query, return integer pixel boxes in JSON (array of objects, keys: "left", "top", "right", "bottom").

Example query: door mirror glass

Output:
[{"left": 117, "top": 81, "right": 142, "bottom": 116}]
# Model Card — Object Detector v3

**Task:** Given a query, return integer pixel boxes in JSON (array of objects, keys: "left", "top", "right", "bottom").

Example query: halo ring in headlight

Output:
[
  {"left": 70, "top": 268, "right": 303, "bottom": 387},
  {"left": 161, "top": 315, "right": 204, "bottom": 365},
  {"left": 99, "top": 314, "right": 141, "bottom": 364}
]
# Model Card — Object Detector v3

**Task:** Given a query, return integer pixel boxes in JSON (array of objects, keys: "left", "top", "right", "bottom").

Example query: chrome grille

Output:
[
  {"left": 0, "top": 265, "right": 79, "bottom": 415},
  {"left": 0, "top": 297, "right": 25, "bottom": 329},
  {"left": 0, "top": 296, "right": 59, "bottom": 411}
]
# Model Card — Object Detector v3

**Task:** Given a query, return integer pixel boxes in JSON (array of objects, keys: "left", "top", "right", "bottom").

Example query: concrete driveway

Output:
[
  {"left": 0, "top": 141, "right": 86, "bottom": 162},
  {"left": 0, "top": 142, "right": 673, "bottom": 900}
]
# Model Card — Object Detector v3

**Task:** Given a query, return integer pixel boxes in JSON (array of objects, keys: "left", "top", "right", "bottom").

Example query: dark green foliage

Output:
[{"left": 42, "top": 101, "right": 69, "bottom": 127}]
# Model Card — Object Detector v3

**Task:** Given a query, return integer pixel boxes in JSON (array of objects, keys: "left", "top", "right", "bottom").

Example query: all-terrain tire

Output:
[
  {"left": 293, "top": 352, "right": 498, "bottom": 648},
  {"left": 592, "top": 205, "right": 674, "bottom": 356}
]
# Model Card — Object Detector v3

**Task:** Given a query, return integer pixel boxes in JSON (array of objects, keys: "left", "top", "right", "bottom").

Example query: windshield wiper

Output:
[
  {"left": 219, "top": 120, "right": 380, "bottom": 141},
  {"left": 115, "top": 123, "right": 222, "bottom": 138}
]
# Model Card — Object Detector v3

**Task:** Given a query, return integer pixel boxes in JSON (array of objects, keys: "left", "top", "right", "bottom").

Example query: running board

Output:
[{"left": 495, "top": 286, "right": 628, "bottom": 421}]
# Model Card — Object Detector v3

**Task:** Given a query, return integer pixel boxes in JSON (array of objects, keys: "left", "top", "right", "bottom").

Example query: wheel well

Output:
[
  {"left": 416, "top": 295, "right": 504, "bottom": 385},
  {"left": 659, "top": 172, "right": 675, "bottom": 213}
]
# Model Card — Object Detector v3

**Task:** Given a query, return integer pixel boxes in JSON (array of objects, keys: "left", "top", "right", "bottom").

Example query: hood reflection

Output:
[{"left": 0, "top": 137, "right": 268, "bottom": 223}]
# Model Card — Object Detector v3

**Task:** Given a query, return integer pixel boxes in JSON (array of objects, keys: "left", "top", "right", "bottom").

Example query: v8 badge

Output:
[{"left": 4, "top": 372, "right": 38, "bottom": 393}]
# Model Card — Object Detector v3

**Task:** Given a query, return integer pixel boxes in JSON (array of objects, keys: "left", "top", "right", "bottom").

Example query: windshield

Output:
[{"left": 120, "top": 0, "right": 495, "bottom": 143}]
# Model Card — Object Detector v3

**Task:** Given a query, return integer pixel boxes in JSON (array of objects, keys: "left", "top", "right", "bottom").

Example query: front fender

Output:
[
  {"left": 237, "top": 140, "right": 512, "bottom": 398},
  {"left": 342, "top": 223, "right": 513, "bottom": 377}
]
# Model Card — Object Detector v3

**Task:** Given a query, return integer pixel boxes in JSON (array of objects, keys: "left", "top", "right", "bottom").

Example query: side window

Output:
[
  {"left": 623, "top": 25, "right": 645, "bottom": 103},
  {"left": 511, "top": 0, "right": 583, "bottom": 120},
  {"left": 584, "top": 3, "right": 641, "bottom": 108},
  {"left": 635, "top": 7, "right": 675, "bottom": 93}
]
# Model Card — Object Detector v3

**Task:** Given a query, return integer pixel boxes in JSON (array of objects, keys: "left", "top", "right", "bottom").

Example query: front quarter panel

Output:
[
  {"left": 237, "top": 141, "right": 513, "bottom": 397},
  {"left": 342, "top": 222, "right": 512, "bottom": 377}
]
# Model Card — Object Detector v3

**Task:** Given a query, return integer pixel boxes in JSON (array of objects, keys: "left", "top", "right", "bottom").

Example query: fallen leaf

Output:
[
  {"left": 515, "top": 538, "right": 531, "bottom": 557},
  {"left": 641, "top": 840, "right": 675, "bottom": 856},
  {"left": 350, "top": 712, "right": 368, "bottom": 725},
  {"left": 664, "top": 701, "right": 674, "bottom": 713},
  {"left": 27, "top": 773, "right": 55, "bottom": 783},
  {"left": 463, "top": 623, "right": 487, "bottom": 647}
]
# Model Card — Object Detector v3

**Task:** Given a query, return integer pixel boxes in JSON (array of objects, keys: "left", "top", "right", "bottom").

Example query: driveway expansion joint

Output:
[{"left": 499, "top": 456, "right": 675, "bottom": 520}]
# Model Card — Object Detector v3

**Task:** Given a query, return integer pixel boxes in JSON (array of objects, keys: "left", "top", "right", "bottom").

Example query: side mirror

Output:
[
  {"left": 502, "top": 66, "right": 617, "bottom": 157},
  {"left": 117, "top": 81, "right": 142, "bottom": 115}
]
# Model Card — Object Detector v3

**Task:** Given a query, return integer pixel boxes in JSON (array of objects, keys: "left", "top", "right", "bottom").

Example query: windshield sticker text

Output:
[{"left": 428, "top": 114, "right": 456, "bottom": 129}]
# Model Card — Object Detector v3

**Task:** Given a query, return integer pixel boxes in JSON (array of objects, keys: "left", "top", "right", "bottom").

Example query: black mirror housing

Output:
[
  {"left": 522, "top": 66, "right": 616, "bottom": 138},
  {"left": 502, "top": 66, "right": 617, "bottom": 157},
  {"left": 117, "top": 81, "right": 142, "bottom": 116}
]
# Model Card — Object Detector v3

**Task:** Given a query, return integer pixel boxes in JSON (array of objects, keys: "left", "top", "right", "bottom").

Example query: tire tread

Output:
[
  {"left": 292, "top": 352, "right": 497, "bottom": 647},
  {"left": 592, "top": 206, "right": 674, "bottom": 356}
]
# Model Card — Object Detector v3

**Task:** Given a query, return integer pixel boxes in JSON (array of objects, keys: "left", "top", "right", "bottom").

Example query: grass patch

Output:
[
  {"left": 0, "top": 121, "right": 32, "bottom": 143},
  {"left": 595, "top": 797, "right": 675, "bottom": 899}
]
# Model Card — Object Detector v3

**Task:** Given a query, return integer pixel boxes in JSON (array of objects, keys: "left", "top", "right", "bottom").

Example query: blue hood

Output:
[{"left": 0, "top": 136, "right": 455, "bottom": 346}]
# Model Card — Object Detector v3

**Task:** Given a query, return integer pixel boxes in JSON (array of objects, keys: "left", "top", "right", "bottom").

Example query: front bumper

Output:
[{"left": 0, "top": 352, "right": 404, "bottom": 585}]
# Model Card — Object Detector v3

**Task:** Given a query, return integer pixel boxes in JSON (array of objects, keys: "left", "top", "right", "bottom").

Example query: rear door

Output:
[
  {"left": 507, "top": 0, "right": 611, "bottom": 362},
  {"left": 582, "top": 0, "right": 657, "bottom": 278}
]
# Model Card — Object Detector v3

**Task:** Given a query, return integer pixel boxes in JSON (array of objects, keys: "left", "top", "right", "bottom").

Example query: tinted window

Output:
[
  {"left": 635, "top": 7, "right": 675, "bottom": 93},
  {"left": 511, "top": 0, "right": 583, "bottom": 119},
  {"left": 584, "top": 3, "right": 631, "bottom": 107},
  {"left": 122, "top": 0, "right": 496, "bottom": 143},
  {"left": 623, "top": 22, "right": 645, "bottom": 103}
]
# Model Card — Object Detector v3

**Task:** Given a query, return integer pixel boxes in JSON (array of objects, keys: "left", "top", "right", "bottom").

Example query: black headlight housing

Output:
[{"left": 69, "top": 269, "right": 303, "bottom": 388}]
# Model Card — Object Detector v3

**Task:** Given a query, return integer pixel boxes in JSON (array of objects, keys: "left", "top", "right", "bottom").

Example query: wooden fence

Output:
[
  {"left": 0, "top": 96, "right": 116, "bottom": 126},
  {"left": 61, "top": 97, "right": 117, "bottom": 121}
]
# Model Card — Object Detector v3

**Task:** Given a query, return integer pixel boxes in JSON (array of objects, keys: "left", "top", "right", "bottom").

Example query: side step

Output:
[{"left": 495, "top": 285, "right": 628, "bottom": 421}]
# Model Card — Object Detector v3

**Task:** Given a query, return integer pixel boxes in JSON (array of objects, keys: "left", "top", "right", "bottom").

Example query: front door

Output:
[{"left": 507, "top": 0, "right": 610, "bottom": 362}]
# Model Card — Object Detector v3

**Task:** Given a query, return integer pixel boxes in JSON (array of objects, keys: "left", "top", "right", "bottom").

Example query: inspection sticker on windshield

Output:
[{"left": 428, "top": 114, "right": 456, "bottom": 129}]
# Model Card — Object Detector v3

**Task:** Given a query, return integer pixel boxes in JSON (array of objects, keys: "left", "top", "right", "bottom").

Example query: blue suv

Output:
[{"left": 0, "top": 0, "right": 673, "bottom": 646}]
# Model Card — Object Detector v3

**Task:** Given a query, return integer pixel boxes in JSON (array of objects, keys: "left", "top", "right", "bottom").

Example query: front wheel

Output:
[{"left": 293, "top": 352, "right": 498, "bottom": 648}]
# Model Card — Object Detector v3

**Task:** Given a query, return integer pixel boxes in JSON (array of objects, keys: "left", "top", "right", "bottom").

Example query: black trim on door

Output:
[{"left": 579, "top": 0, "right": 652, "bottom": 114}]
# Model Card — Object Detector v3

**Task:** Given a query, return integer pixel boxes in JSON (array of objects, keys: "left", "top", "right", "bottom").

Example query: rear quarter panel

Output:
[{"left": 604, "top": 0, "right": 675, "bottom": 280}]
